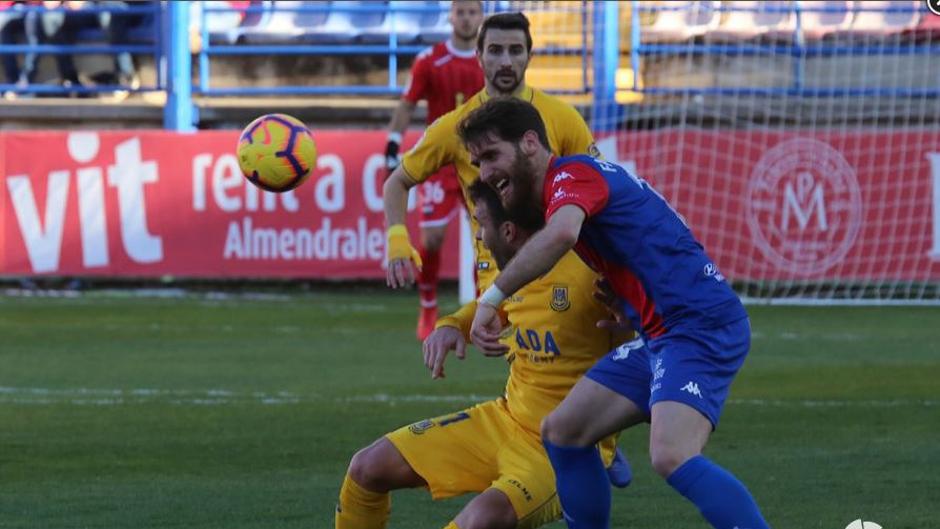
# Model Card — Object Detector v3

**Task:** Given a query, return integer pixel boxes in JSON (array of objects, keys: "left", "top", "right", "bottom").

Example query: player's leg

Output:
[
  {"left": 452, "top": 488, "right": 517, "bottom": 529},
  {"left": 456, "top": 408, "right": 571, "bottom": 529},
  {"left": 417, "top": 222, "right": 446, "bottom": 336},
  {"left": 344, "top": 401, "right": 507, "bottom": 529},
  {"left": 415, "top": 166, "right": 460, "bottom": 340},
  {"left": 648, "top": 318, "right": 770, "bottom": 529},
  {"left": 541, "top": 339, "right": 651, "bottom": 529},
  {"left": 336, "top": 437, "right": 424, "bottom": 529}
]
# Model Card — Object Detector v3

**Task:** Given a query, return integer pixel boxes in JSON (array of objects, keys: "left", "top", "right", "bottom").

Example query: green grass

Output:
[{"left": 0, "top": 290, "right": 937, "bottom": 528}]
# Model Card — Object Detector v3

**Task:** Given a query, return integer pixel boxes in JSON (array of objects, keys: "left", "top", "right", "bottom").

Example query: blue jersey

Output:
[{"left": 543, "top": 155, "right": 747, "bottom": 338}]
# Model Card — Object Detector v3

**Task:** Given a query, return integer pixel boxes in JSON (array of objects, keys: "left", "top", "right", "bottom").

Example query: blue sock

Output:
[
  {"left": 666, "top": 455, "right": 770, "bottom": 529},
  {"left": 543, "top": 439, "right": 610, "bottom": 529}
]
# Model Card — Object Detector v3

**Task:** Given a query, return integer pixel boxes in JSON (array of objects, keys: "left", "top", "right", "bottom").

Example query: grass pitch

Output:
[{"left": 0, "top": 288, "right": 937, "bottom": 529}]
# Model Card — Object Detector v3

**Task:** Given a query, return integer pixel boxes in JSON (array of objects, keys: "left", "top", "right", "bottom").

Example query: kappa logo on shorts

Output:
[
  {"left": 408, "top": 419, "right": 435, "bottom": 435},
  {"left": 550, "top": 285, "right": 571, "bottom": 311},
  {"left": 680, "top": 381, "right": 703, "bottom": 398}
]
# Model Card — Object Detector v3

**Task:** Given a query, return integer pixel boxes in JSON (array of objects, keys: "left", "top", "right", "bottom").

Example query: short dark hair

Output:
[
  {"left": 468, "top": 178, "right": 509, "bottom": 226},
  {"left": 476, "top": 12, "right": 533, "bottom": 54},
  {"left": 458, "top": 97, "right": 550, "bottom": 151}
]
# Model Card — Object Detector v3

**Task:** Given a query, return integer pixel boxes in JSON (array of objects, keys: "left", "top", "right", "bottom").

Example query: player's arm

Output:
[
  {"left": 386, "top": 50, "right": 428, "bottom": 176},
  {"left": 593, "top": 277, "right": 635, "bottom": 338},
  {"left": 471, "top": 206, "right": 586, "bottom": 354},
  {"left": 383, "top": 165, "right": 423, "bottom": 288},
  {"left": 422, "top": 301, "right": 477, "bottom": 379},
  {"left": 436, "top": 300, "right": 477, "bottom": 340},
  {"left": 385, "top": 100, "right": 417, "bottom": 177},
  {"left": 383, "top": 110, "right": 456, "bottom": 287}
]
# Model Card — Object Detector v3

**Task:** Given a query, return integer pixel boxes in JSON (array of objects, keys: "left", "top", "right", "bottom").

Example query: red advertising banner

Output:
[
  {"left": 605, "top": 129, "right": 940, "bottom": 281},
  {"left": 0, "top": 130, "right": 462, "bottom": 279},
  {"left": 2, "top": 129, "right": 939, "bottom": 282}
]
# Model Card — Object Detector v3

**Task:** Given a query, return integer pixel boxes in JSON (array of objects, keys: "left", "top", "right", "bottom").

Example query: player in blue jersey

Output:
[{"left": 456, "top": 98, "right": 770, "bottom": 529}]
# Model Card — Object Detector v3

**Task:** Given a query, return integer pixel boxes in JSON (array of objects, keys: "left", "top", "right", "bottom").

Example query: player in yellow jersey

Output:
[
  {"left": 336, "top": 181, "right": 638, "bottom": 529},
  {"left": 383, "top": 12, "right": 599, "bottom": 297}
]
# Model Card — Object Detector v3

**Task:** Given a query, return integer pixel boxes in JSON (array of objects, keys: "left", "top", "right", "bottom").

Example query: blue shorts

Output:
[{"left": 585, "top": 317, "right": 751, "bottom": 428}]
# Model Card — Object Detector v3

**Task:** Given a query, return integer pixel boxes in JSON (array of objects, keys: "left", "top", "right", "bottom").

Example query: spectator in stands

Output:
[
  {"left": 384, "top": 0, "right": 485, "bottom": 341},
  {"left": 38, "top": 0, "right": 91, "bottom": 92},
  {"left": 0, "top": 0, "right": 41, "bottom": 99},
  {"left": 95, "top": 0, "right": 141, "bottom": 90},
  {"left": 40, "top": 0, "right": 140, "bottom": 96}
]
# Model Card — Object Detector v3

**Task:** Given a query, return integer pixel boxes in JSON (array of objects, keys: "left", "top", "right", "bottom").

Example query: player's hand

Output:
[
  {"left": 384, "top": 140, "right": 401, "bottom": 179},
  {"left": 385, "top": 224, "right": 423, "bottom": 288},
  {"left": 593, "top": 278, "right": 634, "bottom": 334},
  {"left": 470, "top": 302, "right": 509, "bottom": 356},
  {"left": 422, "top": 326, "right": 466, "bottom": 379}
]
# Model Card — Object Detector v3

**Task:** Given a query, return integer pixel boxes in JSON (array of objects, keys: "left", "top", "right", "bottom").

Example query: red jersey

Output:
[{"left": 402, "top": 40, "right": 484, "bottom": 124}]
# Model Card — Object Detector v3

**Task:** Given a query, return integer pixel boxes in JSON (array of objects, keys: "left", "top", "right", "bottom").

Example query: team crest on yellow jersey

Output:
[
  {"left": 408, "top": 419, "right": 434, "bottom": 435},
  {"left": 550, "top": 285, "right": 571, "bottom": 312}
]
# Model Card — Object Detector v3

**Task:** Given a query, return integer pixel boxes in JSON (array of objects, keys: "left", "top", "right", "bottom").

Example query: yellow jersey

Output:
[
  {"left": 500, "top": 251, "right": 619, "bottom": 435},
  {"left": 400, "top": 86, "right": 596, "bottom": 292}
]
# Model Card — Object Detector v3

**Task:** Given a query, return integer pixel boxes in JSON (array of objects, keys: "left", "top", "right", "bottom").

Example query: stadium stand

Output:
[
  {"left": 640, "top": 1, "right": 720, "bottom": 43},
  {"left": 706, "top": 0, "right": 795, "bottom": 42},
  {"left": 191, "top": 0, "right": 254, "bottom": 46},
  {"left": 235, "top": 0, "right": 320, "bottom": 44},
  {"left": 364, "top": 1, "right": 454, "bottom": 45},
  {"left": 903, "top": 5, "right": 940, "bottom": 42},
  {"left": 828, "top": 0, "right": 920, "bottom": 40},
  {"left": 0, "top": 1, "right": 159, "bottom": 97},
  {"left": 799, "top": 0, "right": 853, "bottom": 41},
  {"left": 1, "top": 2, "right": 936, "bottom": 125}
]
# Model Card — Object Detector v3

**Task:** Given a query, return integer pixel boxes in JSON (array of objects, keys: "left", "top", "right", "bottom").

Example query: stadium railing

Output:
[
  {"left": 193, "top": 0, "right": 599, "bottom": 98},
  {"left": 1, "top": 1, "right": 624, "bottom": 130},
  {"left": 0, "top": 1, "right": 162, "bottom": 96}
]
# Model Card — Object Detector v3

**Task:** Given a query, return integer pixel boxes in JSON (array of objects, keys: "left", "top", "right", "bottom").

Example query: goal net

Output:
[{"left": 523, "top": 0, "right": 940, "bottom": 304}]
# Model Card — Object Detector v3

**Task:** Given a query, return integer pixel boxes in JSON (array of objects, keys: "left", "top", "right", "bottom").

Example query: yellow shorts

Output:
[{"left": 386, "top": 398, "right": 560, "bottom": 529}]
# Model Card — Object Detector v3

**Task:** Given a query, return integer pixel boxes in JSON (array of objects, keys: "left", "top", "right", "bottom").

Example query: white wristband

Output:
[
  {"left": 478, "top": 285, "right": 507, "bottom": 307},
  {"left": 387, "top": 131, "right": 403, "bottom": 144}
]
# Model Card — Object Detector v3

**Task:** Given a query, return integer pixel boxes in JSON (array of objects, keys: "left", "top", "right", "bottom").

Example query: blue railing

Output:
[
  {"left": 0, "top": 2, "right": 162, "bottom": 96},
  {"left": 0, "top": 1, "right": 611, "bottom": 129},
  {"left": 630, "top": 0, "right": 940, "bottom": 98},
  {"left": 11, "top": 2, "right": 935, "bottom": 128},
  {"left": 196, "top": 2, "right": 441, "bottom": 97},
  {"left": 193, "top": 1, "right": 594, "bottom": 98}
]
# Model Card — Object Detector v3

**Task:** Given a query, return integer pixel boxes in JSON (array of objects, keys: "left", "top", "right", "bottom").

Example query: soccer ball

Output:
[{"left": 237, "top": 113, "right": 317, "bottom": 192}]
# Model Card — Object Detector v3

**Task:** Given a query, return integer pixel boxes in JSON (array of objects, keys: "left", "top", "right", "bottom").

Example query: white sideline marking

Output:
[
  {"left": 0, "top": 387, "right": 936, "bottom": 408},
  {"left": 340, "top": 393, "right": 491, "bottom": 404},
  {"left": 729, "top": 398, "right": 938, "bottom": 408}
]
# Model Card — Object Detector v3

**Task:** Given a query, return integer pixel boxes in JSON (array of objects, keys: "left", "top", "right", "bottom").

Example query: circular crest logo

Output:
[{"left": 746, "top": 138, "right": 862, "bottom": 275}]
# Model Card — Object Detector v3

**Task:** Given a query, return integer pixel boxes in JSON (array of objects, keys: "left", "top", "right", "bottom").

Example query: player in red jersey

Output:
[{"left": 384, "top": 0, "right": 485, "bottom": 341}]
